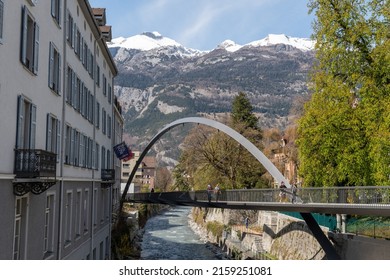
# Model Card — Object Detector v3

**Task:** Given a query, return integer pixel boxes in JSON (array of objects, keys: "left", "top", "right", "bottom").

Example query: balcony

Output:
[
  {"left": 13, "top": 149, "right": 57, "bottom": 196},
  {"left": 101, "top": 169, "right": 115, "bottom": 187}
]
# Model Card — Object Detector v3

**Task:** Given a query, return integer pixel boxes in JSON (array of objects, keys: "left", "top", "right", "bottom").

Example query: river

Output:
[{"left": 140, "top": 206, "right": 226, "bottom": 260}]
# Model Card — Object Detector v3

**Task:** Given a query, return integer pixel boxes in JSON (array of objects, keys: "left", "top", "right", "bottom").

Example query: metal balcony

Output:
[
  {"left": 13, "top": 149, "right": 57, "bottom": 196},
  {"left": 101, "top": 169, "right": 115, "bottom": 187}
]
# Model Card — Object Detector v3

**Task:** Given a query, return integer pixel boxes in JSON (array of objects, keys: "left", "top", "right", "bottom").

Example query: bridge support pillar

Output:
[{"left": 300, "top": 212, "right": 341, "bottom": 260}]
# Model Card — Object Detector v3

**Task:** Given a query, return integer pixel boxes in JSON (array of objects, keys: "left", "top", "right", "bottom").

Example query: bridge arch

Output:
[
  {"left": 121, "top": 117, "right": 289, "bottom": 203},
  {"left": 119, "top": 117, "right": 341, "bottom": 260}
]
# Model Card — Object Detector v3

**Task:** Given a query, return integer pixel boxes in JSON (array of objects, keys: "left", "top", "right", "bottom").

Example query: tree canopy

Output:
[
  {"left": 297, "top": 0, "right": 390, "bottom": 187},
  {"left": 172, "top": 92, "right": 267, "bottom": 190}
]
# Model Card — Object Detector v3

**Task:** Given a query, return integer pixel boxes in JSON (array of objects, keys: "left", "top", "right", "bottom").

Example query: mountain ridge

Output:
[
  {"left": 110, "top": 32, "right": 315, "bottom": 166},
  {"left": 109, "top": 32, "right": 315, "bottom": 53}
]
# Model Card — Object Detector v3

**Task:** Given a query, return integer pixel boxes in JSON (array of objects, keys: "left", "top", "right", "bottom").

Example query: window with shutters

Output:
[
  {"left": 48, "top": 42, "right": 61, "bottom": 95},
  {"left": 101, "top": 146, "right": 106, "bottom": 170},
  {"left": 51, "top": 0, "right": 61, "bottom": 27},
  {"left": 20, "top": 5, "right": 39, "bottom": 74},
  {"left": 66, "top": 11, "right": 74, "bottom": 47},
  {"left": 102, "top": 108, "right": 106, "bottom": 135},
  {"left": 64, "top": 124, "right": 71, "bottom": 164},
  {"left": 43, "top": 193, "right": 56, "bottom": 258},
  {"left": 95, "top": 102, "right": 100, "bottom": 129},
  {"left": 46, "top": 114, "right": 61, "bottom": 161},
  {"left": 13, "top": 196, "right": 29, "bottom": 260},
  {"left": 64, "top": 191, "right": 73, "bottom": 245},
  {"left": 16, "top": 96, "right": 36, "bottom": 149},
  {"left": 66, "top": 66, "right": 75, "bottom": 105},
  {"left": 73, "top": 129, "right": 80, "bottom": 166},
  {"left": 102, "top": 74, "right": 107, "bottom": 96}
]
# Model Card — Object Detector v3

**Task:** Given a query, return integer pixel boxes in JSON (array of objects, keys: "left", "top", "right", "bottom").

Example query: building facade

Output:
[
  {"left": 121, "top": 153, "right": 156, "bottom": 192},
  {"left": 0, "top": 0, "right": 123, "bottom": 259}
]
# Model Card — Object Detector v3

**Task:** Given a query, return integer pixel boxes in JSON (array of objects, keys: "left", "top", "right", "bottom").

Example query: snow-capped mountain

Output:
[
  {"left": 109, "top": 32, "right": 314, "bottom": 53},
  {"left": 247, "top": 34, "right": 315, "bottom": 52},
  {"left": 109, "top": 31, "right": 181, "bottom": 51},
  {"left": 110, "top": 32, "right": 315, "bottom": 165}
]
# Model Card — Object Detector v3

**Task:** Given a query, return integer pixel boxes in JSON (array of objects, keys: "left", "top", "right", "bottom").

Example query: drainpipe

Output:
[{"left": 56, "top": 0, "right": 68, "bottom": 260}]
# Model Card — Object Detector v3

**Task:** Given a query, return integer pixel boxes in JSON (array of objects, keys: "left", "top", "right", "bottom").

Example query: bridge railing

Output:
[{"left": 126, "top": 186, "right": 390, "bottom": 205}]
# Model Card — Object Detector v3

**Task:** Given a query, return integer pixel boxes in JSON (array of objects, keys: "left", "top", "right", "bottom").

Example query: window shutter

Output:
[
  {"left": 57, "top": 52, "right": 61, "bottom": 95},
  {"left": 16, "top": 95, "right": 25, "bottom": 149},
  {"left": 56, "top": 119, "right": 61, "bottom": 161},
  {"left": 30, "top": 104, "right": 37, "bottom": 149},
  {"left": 33, "top": 23, "right": 39, "bottom": 74},
  {"left": 58, "top": 0, "right": 62, "bottom": 27},
  {"left": 21, "top": 6, "right": 27, "bottom": 65},
  {"left": 49, "top": 42, "right": 54, "bottom": 89},
  {"left": 46, "top": 114, "right": 52, "bottom": 151},
  {"left": 51, "top": 0, "right": 56, "bottom": 17},
  {"left": 71, "top": 70, "right": 75, "bottom": 106},
  {"left": 70, "top": 128, "right": 74, "bottom": 165}
]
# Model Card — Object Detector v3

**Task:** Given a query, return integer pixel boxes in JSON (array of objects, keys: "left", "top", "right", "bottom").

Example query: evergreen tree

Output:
[
  {"left": 231, "top": 92, "right": 259, "bottom": 130},
  {"left": 175, "top": 92, "right": 267, "bottom": 189},
  {"left": 297, "top": 0, "right": 390, "bottom": 187}
]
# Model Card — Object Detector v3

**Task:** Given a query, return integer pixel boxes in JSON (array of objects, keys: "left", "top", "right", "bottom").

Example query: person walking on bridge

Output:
[
  {"left": 291, "top": 182, "right": 298, "bottom": 204},
  {"left": 279, "top": 181, "right": 287, "bottom": 202},
  {"left": 214, "top": 184, "right": 221, "bottom": 202},
  {"left": 207, "top": 184, "right": 213, "bottom": 203}
]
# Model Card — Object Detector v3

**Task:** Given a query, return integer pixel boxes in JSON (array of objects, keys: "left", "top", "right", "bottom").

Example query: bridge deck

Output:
[{"left": 125, "top": 187, "right": 390, "bottom": 217}]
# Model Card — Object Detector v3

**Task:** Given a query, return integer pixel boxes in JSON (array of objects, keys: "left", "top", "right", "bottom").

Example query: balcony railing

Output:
[
  {"left": 14, "top": 149, "right": 57, "bottom": 178},
  {"left": 101, "top": 169, "right": 115, "bottom": 181}
]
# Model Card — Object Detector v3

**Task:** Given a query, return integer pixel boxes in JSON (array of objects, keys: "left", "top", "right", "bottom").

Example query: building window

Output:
[
  {"left": 96, "top": 102, "right": 100, "bottom": 129},
  {"left": 51, "top": 0, "right": 61, "bottom": 26},
  {"left": 96, "top": 65, "right": 100, "bottom": 86},
  {"left": 20, "top": 5, "right": 39, "bottom": 74},
  {"left": 43, "top": 193, "right": 55, "bottom": 258},
  {"left": 48, "top": 42, "right": 61, "bottom": 95},
  {"left": 16, "top": 95, "right": 36, "bottom": 149},
  {"left": 13, "top": 196, "right": 28, "bottom": 260},
  {"left": 64, "top": 124, "right": 71, "bottom": 164},
  {"left": 0, "top": 1, "right": 4, "bottom": 43},
  {"left": 100, "top": 189, "right": 106, "bottom": 223},
  {"left": 79, "top": 133, "right": 86, "bottom": 167},
  {"left": 108, "top": 84, "right": 112, "bottom": 104},
  {"left": 93, "top": 188, "right": 98, "bottom": 227},
  {"left": 46, "top": 114, "right": 61, "bottom": 161},
  {"left": 95, "top": 143, "right": 100, "bottom": 170},
  {"left": 106, "top": 149, "right": 111, "bottom": 169},
  {"left": 64, "top": 191, "right": 73, "bottom": 245},
  {"left": 102, "top": 74, "right": 107, "bottom": 96},
  {"left": 74, "top": 190, "right": 82, "bottom": 238},
  {"left": 107, "top": 115, "right": 111, "bottom": 139},
  {"left": 83, "top": 189, "right": 89, "bottom": 234},
  {"left": 73, "top": 129, "right": 80, "bottom": 166},
  {"left": 66, "top": 11, "right": 74, "bottom": 47},
  {"left": 101, "top": 146, "right": 106, "bottom": 169},
  {"left": 102, "top": 108, "right": 106, "bottom": 135}
]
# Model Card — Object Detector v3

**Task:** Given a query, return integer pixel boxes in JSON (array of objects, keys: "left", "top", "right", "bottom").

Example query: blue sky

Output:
[{"left": 89, "top": 0, "right": 315, "bottom": 51}]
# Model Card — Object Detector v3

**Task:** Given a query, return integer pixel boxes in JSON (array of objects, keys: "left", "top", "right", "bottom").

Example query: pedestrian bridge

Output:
[
  {"left": 126, "top": 186, "right": 390, "bottom": 217},
  {"left": 121, "top": 117, "right": 390, "bottom": 260}
]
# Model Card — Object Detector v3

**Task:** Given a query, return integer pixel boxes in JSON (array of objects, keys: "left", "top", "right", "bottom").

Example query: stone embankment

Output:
[
  {"left": 190, "top": 207, "right": 390, "bottom": 260},
  {"left": 190, "top": 207, "right": 327, "bottom": 260}
]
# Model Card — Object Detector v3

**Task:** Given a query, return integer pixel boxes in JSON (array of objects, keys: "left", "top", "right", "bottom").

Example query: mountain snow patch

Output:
[{"left": 157, "top": 101, "right": 185, "bottom": 114}]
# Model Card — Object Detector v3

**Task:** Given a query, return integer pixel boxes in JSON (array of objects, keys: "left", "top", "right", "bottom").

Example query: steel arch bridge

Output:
[{"left": 120, "top": 117, "right": 340, "bottom": 259}]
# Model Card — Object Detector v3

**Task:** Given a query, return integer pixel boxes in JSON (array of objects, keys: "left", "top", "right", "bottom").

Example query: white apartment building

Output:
[{"left": 0, "top": 0, "right": 123, "bottom": 259}]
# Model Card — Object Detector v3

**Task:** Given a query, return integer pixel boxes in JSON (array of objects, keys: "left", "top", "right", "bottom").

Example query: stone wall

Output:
[
  {"left": 195, "top": 208, "right": 327, "bottom": 260},
  {"left": 196, "top": 207, "right": 390, "bottom": 260}
]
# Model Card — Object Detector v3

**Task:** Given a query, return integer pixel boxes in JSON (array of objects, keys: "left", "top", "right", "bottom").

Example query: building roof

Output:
[{"left": 142, "top": 156, "right": 156, "bottom": 168}]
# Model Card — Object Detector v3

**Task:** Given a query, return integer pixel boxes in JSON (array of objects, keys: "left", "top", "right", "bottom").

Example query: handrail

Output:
[{"left": 127, "top": 186, "right": 390, "bottom": 205}]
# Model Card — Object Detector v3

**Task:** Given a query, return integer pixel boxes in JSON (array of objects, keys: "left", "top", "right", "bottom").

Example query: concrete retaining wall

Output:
[{"left": 195, "top": 208, "right": 390, "bottom": 260}]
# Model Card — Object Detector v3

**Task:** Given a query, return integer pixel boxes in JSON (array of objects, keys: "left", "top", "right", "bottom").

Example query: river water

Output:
[{"left": 140, "top": 206, "right": 226, "bottom": 260}]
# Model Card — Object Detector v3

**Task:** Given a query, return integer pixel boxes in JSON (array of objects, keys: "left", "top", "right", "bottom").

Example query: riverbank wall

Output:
[{"left": 191, "top": 207, "right": 390, "bottom": 260}]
